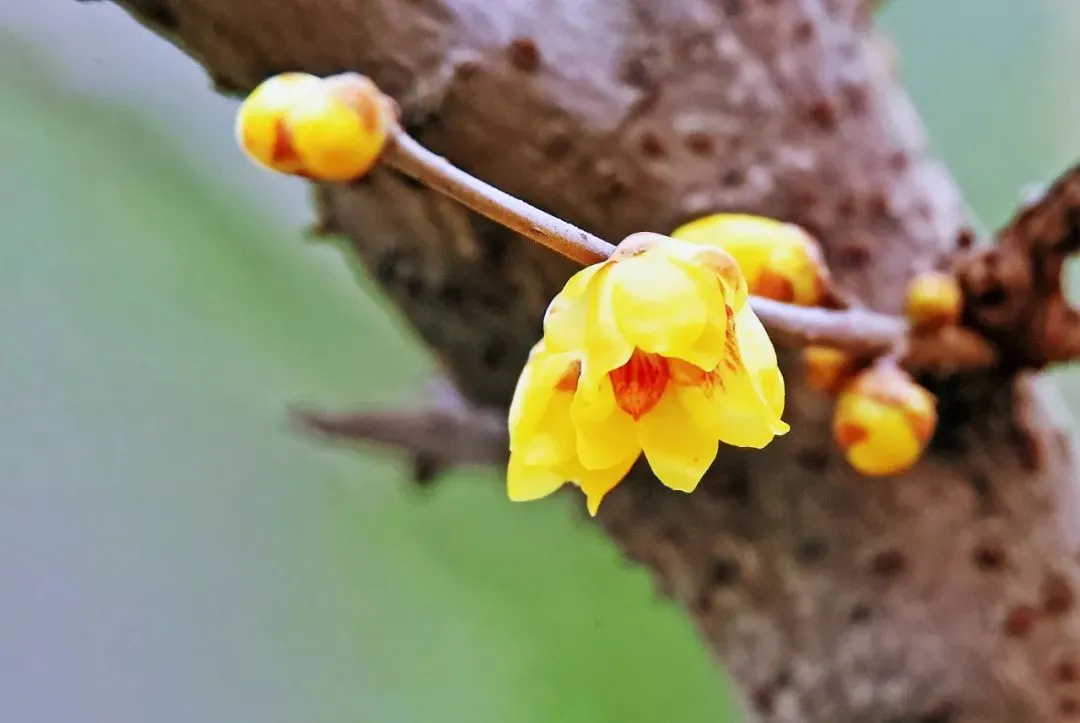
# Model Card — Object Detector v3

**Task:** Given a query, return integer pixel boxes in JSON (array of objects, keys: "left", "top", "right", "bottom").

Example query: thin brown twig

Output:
[{"left": 382, "top": 121, "right": 994, "bottom": 373}]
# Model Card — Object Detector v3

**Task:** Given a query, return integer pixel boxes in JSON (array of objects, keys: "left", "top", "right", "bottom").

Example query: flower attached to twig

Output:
[
  {"left": 507, "top": 232, "right": 789, "bottom": 515},
  {"left": 833, "top": 362, "right": 937, "bottom": 477},
  {"left": 235, "top": 72, "right": 391, "bottom": 182},
  {"left": 671, "top": 213, "right": 831, "bottom": 306}
]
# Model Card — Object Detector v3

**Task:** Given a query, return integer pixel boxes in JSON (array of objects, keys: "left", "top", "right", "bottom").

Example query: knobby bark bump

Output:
[{"left": 89, "top": 0, "right": 1080, "bottom": 719}]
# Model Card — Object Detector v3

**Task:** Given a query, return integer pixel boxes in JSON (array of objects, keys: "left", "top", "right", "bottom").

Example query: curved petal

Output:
[
  {"left": 608, "top": 251, "right": 707, "bottom": 357},
  {"left": 712, "top": 306, "right": 790, "bottom": 448},
  {"left": 506, "top": 454, "right": 568, "bottom": 502},
  {"left": 574, "top": 407, "right": 640, "bottom": 471},
  {"left": 575, "top": 454, "right": 639, "bottom": 517},
  {"left": 582, "top": 265, "right": 635, "bottom": 381},
  {"left": 636, "top": 391, "right": 719, "bottom": 493},
  {"left": 507, "top": 346, "right": 579, "bottom": 448},
  {"left": 543, "top": 263, "right": 606, "bottom": 352},
  {"left": 519, "top": 392, "right": 577, "bottom": 467}
]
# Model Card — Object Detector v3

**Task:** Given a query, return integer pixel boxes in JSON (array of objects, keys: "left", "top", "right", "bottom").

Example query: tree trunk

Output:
[{"left": 95, "top": 0, "right": 1080, "bottom": 719}]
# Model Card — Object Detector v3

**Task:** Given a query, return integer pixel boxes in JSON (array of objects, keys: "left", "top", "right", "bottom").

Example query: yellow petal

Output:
[
  {"left": 507, "top": 454, "right": 567, "bottom": 502},
  {"left": 665, "top": 239, "right": 749, "bottom": 313},
  {"left": 608, "top": 251, "right": 707, "bottom": 356},
  {"left": 519, "top": 393, "right": 576, "bottom": 467},
  {"left": 671, "top": 213, "right": 777, "bottom": 281},
  {"left": 581, "top": 265, "right": 635, "bottom": 380},
  {"left": 636, "top": 391, "right": 719, "bottom": 493},
  {"left": 574, "top": 406, "right": 641, "bottom": 471},
  {"left": 575, "top": 455, "right": 639, "bottom": 517},
  {"left": 543, "top": 264, "right": 605, "bottom": 352},
  {"left": 507, "top": 346, "right": 578, "bottom": 448},
  {"left": 712, "top": 306, "right": 790, "bottom": 448}
]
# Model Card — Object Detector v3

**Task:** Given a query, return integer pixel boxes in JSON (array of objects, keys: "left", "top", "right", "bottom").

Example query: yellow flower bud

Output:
[
  {"left": 287, "top": 73, "right": 391, "bottom": 182},
  {"left": 671, "top": 214, "right": 830, "bottom": 306},
  {"left": 235, "top": 72, "right": 324, "bottom": 174},
  {"left": 802, "top": 346, "right": 856, "bottom": 396},
  {"left": 833, "top": 365, "right": 937, "bottom": 477},
  {"left": 905, "top": 271, "right": 963, "bottom": 330},
  {"left": 235, "top": 72, "right": 391, "bottom": 182}
]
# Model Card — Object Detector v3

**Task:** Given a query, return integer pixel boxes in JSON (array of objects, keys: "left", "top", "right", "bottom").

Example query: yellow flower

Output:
[
  {"left": 671, "top": 213, "right": 829, "bottom": 306},
  {"left": 833, "top": 364, "right": 937, "bottom": 477},
  {"left": 235, "top": 72, "right": 390, "bottom": 182},
  {"left": 507, "top": 232, "right": 789, "bottom": 515},
  {"left": 905, "top": 270, "right": 963, "bottom": 330}
]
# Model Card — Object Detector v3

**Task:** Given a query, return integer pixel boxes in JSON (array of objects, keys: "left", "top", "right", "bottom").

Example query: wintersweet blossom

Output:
[{"left": 507, "top": 232, "right": 789, "bottom": 515}]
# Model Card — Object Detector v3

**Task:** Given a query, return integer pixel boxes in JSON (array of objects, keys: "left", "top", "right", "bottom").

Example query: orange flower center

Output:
[{"left": 609, "top": 350, "right": 670, "bottom": 420}]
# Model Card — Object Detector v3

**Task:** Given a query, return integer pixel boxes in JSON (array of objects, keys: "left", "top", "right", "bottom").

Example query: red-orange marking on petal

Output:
[
  {"left": 555, "top": 360, "right": 582, "bottom": 392},
  {"left": 610, "top": 349, "right": 670, "bottom": 420},
  {"left": 669, "top": 358, "right": 722, "bottom": 394},
  {"left": 753, "top": 270, "right": 797, "bottom": 303},
  {"left": 723, "top": 305, "right": 742, "bottom": 373},
  {"left": 271, "top": 118, "right": 302, "bottom": 167},
  {"left": 835, "top": 422, "right": 870, "bottom": 448}
]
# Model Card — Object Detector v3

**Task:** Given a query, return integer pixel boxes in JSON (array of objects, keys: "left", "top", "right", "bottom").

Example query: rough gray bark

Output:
[{"left": 91, "top": 0, "right": 1080, "bottom": 720}]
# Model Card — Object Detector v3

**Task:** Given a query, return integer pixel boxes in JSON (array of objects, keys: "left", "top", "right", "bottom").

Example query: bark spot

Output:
[
  {"left": 867, "top": 191, "right": 891, "bottom": 221},
  {"left": 836, "top": 243, "right": 871, "bottom": 269},
  {"left": 685, "top": 130, "right": 714, "bottom": 156},
  {"left": 796, "top": 448, "right": 830, "bottom": 473},
  {"left": 956, "top": 227, "right": 977, "bottom": 250},
  {"left": 1055, "top": 660, "right": 1079, "bottom": 684},
  {"left": 841, "top": 83, "right": 870, "bottom": 115},
  {"left": 888, "top": 150, "right": 910, "bottom": 173},
  {"left": 506, "top": 37, "right": 541, "bottom": 73},
  {"left": 795, "top": 537, "right": 829, "bottom": 565},
  {"left": 404, "top": 276, "right": 425, "bottom": 299},
  {"left": 806, "top": 99, "right": 839, "bottom": 132},
  {"left": 869, "top": 548, "right": 908, "bottom": 580},
  {"left": 482, "top": 338, "right": 506, "bottom": 368},
  {"left": 720, "top": 168, "right": 745, "bottom": 188},
  {"left": 1061, "top": 697, "right": 1080, "bottom": 716},
  {"left": 1043, "top": 572, "right": 1075, "bottom": 616},
  {"left": 706, "top": 557, "right": 741, "bottom": 588},
  {"left": 1002, "top": 604, "right": 1038, "bottom": 638},
  {"left": 972, "top": 541, "right": 1007, "bottom": 572},
  {"left": 848, "top": 602, "right": 873, "bottom": 624},
  {"left": 543, "top": 131, "right": 573, "bottom": 161},
  {"left": 837, "top": 194, "right": 857, "bottom": 220},
  {"left": 438, "top": 284, "right": 464, "bottom": 307},
  {"left": 639, "top": 130, "right": 666, "bottom": 158},
  {"left": 793, "top": 20, "right": 814, "bottom": 43}
]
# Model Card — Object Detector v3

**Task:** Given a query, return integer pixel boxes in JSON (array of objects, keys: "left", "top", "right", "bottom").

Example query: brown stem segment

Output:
[{"left": 386, "top": 128, "right": 614, "bottom": 265}]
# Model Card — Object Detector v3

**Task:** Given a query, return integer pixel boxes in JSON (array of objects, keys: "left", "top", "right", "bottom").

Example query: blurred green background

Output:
[{"left": 2, "top": 1, "right": 1078, "bottom": 722}]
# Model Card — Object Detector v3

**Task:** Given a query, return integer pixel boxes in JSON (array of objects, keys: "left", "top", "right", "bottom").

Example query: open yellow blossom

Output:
[
  {"left": 833, "top": 364, "right": 937, "bottom": 477},
  {"left": 671, "top": 213, "right": 829, "bottom": 306},
  {"left": 507, "top": 232, "right": 789, "bottom": 515}
]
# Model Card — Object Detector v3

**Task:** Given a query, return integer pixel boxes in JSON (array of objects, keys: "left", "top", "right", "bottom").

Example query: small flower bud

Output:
[
  {"left": 670, "top": 214, "right": 831, "bottom": 306},
  {"left": 905, "top": 271, "right": 963, "bottom": 330},
  {"left": 235, "top": 72, "right": 324, "bottom": 174},
  {"left": 287, "top": 73, "right": 391, "bottom": 182},
  {"left": 833, "top": 364, "right": 937, "bottom": 477},
  {"left": 803, "top": 346, "right": 857, "bottom": 396},
  {"left": 235, "top": 72, "right": 391, "bottom": 182}
]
